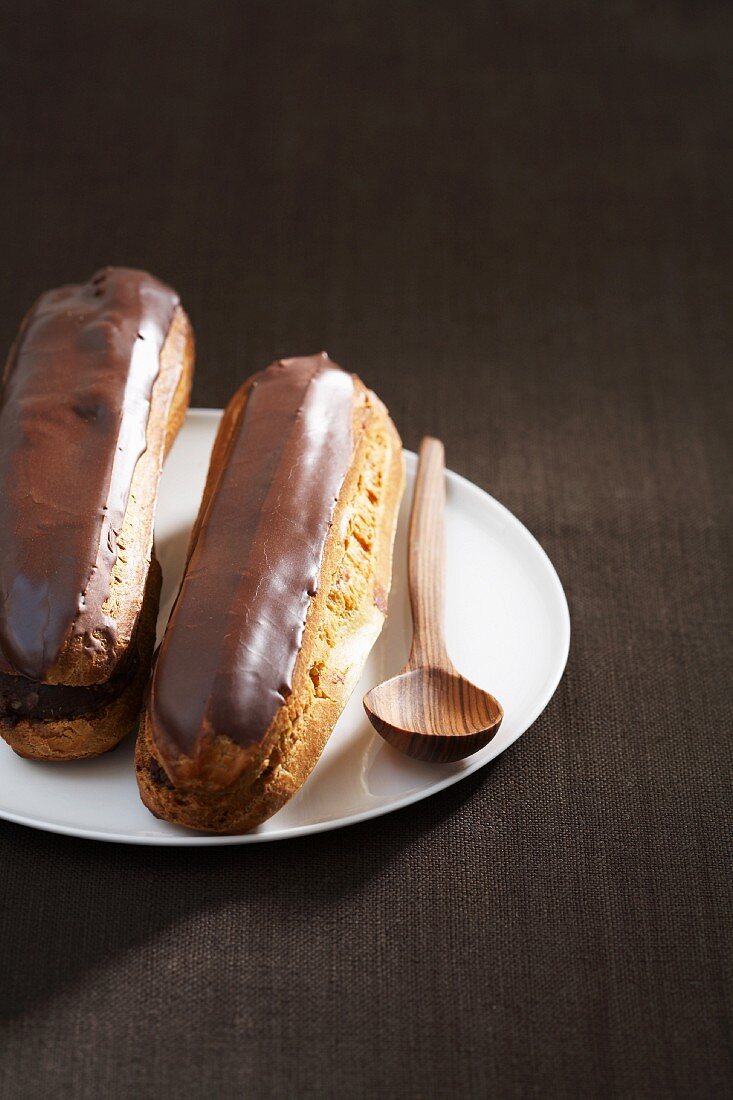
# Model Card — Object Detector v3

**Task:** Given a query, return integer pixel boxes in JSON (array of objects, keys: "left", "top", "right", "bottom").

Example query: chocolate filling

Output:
[
  {"left": 0, "top": 646, "right": 140, "bottom": 725},
  {"left": 149, "top": 757, "right": 174, "bottom": 789}
]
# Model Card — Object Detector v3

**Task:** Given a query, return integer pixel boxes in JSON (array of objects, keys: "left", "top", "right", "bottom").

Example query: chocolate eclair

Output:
[
  {"left": 0, "top": 267, "right": 194, "bottom": 760},
  {"left": 136, "top": 354, "right": 403, "bottom": 832}
]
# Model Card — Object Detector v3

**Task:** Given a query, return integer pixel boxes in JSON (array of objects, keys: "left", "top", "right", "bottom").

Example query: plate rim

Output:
[{"left": 0, "top": 412, "right": 571, "bottom": 845}]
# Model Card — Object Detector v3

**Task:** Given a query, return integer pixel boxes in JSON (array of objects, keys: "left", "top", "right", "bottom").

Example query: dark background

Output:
[{"left": 0, "top": 2, "right": 731, "bottom": 1097}]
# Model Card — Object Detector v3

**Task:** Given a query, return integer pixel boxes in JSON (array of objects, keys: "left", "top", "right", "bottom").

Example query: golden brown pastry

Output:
[
  {"left": 0, "top": 267, "right": 194, "bottom": 760},
  {"left": 136, "top": 353, "right": 403, "bottom": 832}
]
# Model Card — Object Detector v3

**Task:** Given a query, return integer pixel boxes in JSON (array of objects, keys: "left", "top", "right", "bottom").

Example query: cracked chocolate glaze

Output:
[
  {"left": 0, "top": 267, "right": 178, "bottom": 680},
  {"left": 149, "top": 354, "right": 354, "bottom": 766}
]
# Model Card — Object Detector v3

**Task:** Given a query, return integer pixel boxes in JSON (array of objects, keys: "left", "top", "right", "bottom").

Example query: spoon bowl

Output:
[{"left": 364, "top": 667, "right": 503, "bottom": 762}]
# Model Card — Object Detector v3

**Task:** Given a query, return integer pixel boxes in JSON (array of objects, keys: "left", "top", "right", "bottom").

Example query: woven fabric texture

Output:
[{"left": 0, "top": 2, "right": 730, "bottom": 1097}]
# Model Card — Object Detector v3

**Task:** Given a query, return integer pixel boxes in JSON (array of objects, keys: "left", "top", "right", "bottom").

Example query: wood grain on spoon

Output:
[{"left": 363, "top": 437, "right": 503, "bottom": 762}]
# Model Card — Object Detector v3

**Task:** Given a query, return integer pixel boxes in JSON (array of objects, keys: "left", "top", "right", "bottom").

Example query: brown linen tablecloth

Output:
[{"left": 0, "top": 3, "right": 730, "bottom": 1097}]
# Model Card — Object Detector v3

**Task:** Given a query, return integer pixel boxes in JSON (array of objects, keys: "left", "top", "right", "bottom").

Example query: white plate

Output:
[{"left": 0, "top": 410, "right": 570, "bottom": 845}]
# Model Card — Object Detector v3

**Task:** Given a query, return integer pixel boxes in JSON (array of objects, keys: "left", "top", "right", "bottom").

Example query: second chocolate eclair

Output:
[{"left": 136, "top": 353, "right": 404, "bottom": 833}]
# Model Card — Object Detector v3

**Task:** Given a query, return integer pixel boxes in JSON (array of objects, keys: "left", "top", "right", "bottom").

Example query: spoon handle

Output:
[{"left": 407, "top": 437, "right": 451, "bottom": 670}]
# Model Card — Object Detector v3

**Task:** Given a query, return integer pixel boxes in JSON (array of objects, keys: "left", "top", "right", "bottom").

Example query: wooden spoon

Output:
[{"left": 363, "top": 437, "right": 503, "bottom": 762}]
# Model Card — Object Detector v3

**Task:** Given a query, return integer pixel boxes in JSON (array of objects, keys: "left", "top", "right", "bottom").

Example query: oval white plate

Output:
[{"left": 0, "top": 410, "right": 569, "bottom": 845}]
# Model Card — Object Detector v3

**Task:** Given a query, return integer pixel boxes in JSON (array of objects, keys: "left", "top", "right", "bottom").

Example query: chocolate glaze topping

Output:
[
  {"left": 150, "top": 354, "right": 354, "bottom": 765},
  {"left": 0, "top": 268, "right": 178, "bottom": 680}
]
